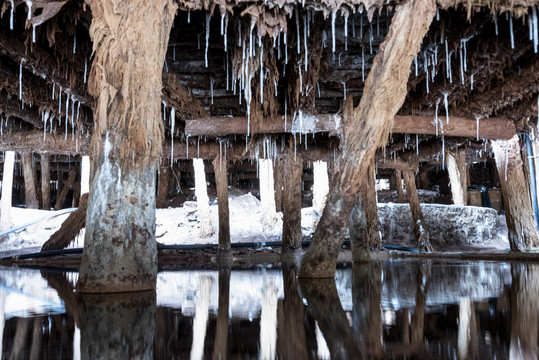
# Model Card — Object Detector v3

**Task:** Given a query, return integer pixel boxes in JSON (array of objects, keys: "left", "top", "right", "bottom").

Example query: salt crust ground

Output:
[{"left": 0, "top": 193, "right": 508, "bottom": 256}]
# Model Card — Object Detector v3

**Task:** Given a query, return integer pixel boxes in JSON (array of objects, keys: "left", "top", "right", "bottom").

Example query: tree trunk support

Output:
[
  {"left": 212, "top": 156, "right": 231, "bottom": 254},
  {"left": 54, "top": 169, "right": 75, "bottom": 211},
  {"left": 492, "top": 135, "right": 539, "bottom": 250},
  {"left": 77, "top": 0, "right": 177, "bottom": 293},
  {"left": 40, "top": 153, "right": 50, "bottom": 210},
  {"left": 282, "top": 146, "right": 303, "bottom": 253},
  {"left": 156, "top": 165, "right": 170, "bottom": 208},
  {"left": 403, "top": 169, "right": 432, "bottom": 251},
  {"left": 395, "top": 169, "right": 405, "bottom": 203},
  {"left": 299, "top": 0, "right": 436, "bottom": 278},
  {"left": 21, "top": 152, "right": 38, "bottom": 209},
  {"left": 273, "top": 160, "right": 283, "bottom": 213}
]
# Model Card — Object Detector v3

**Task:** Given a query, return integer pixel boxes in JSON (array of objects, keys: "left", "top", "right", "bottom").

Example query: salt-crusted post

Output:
[
  {"left": 77, "top": 0, "right": 177, "bottom": 292},
  {"left": 312, "top": 161, "right": 329, "bottom": 212},
  {"left": 40, "top": 153, "right": 50, "bottom": 209},
  {"left": 0, "top": 151, "right": 15, "bottom": 231},
  {"left": 492, "top": 135, "right": 539, "bottom": 250},
  {"left": 194, "top": 158, "right": 214, "bottom": 237},
  {"left": 403, "top": 169, "right": 432, "bottom": 251},
  {"left": 299, "top": 0, "right": 436, "bottom": 278},
  {"left": 282, "top": 146, "right": 303, "bottom": 253},
  {"left": 21, "top": 152, "right": 38, "bottom": 209},
  {"left": 259, "top": 159, "right": 278, "bottom": 228},
  {"left": 447, "top": 152, "right": 465, "bottom": 206},
  {"left": 212, "top": 155, "right": 231, "bottom": 254},
  {"left": 394, "top": 169, "right": 405, "bottom": 203},
  {"left": 80, "top": 155, "right": 90, "bottom": 196}
]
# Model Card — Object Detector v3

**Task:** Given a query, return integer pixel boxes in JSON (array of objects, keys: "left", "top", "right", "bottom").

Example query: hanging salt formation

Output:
[
  {"left": 19, "top": 59, "right": 23, "bottom": 101},
  {"left": 9, "top": 0, "right": 14, "bottom": 30},
  {"left": 331, "top": 11, "right": 336, "bottom": 54},
  {"left": 170, "top": 107, "right": 175, "bottom": 166},
  {"left": 205, "top": 13, "right": 211, "bottom": 67},
  {"left": 532, "top": 6, "right": 538, "bottom": 53},
  {"left": 443, "top": 92, "right": 450, "bottom": 124},
  {"left": 476, "top": 116, "right": 481, "bottom": 140},
  {"left": 509, "top": 15, "right": 514, "bottom": 49}
]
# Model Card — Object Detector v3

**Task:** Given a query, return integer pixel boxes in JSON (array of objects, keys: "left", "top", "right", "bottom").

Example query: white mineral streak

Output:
[
  {"left": 205, "top": 13, "right": 211, "bottom": 67},
  {"left": 0, "top": 151, "right": 15, "bottom": 231},
  {"left": 457, "top": 298, "right": 473, "bottom": 360},
  {"left": 80, "top": 156, "right": 90, "bottom": 196},
  {"left": 313, "top": 160, "right": 329, "bottom": 212},
  {"left": 190, "top": 276, "right": 212, "bottom": 360},
  {"left": 315, "top": 321, "right": 331, "bottom": 360},
  {"left": 258, "top": 283, "right": 278, "bottom": 360},
  {"left": 259, "top": 159, "right": 277, "bottom": 228},
  {"left": 194, "top": 158, "right": 213, "bottom": 237}
]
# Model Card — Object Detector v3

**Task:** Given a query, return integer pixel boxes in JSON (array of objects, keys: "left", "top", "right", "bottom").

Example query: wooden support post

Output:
[
  {"left": 77, "top": 0, "right": 177, "bottom": 293},
  {"left": 403, "top": 169, "right": 432, "bottom": 251},
  {"left": 395, "top": 169, "right": 405, "bottom": 203},
  {"left": 156, "top": 165, "right": 170, "bottom": 208},
  {"left": 273, "top": 160, "right": 283, "bottom": 213},
  {"left": 40, "top": 153, "right": 50, "bottom": 210},
  {"left": 312, "top": 160, "right": 329, "bottom": 212},
  {"left": 282, "top": 148, "right": 303, "bottom": 253},
  {"left": 0, "top": 151, "right": 15, "bottom": 231},
  {"left": 416, "top": 166, "right": 430, "bottom": 191},
  {"left": 259, "top": 159, "right": 278, "bottom": 228},
  {"left": 72, "top": 176, "right": 81, "bottom": 207},
  {"left": 80, "top": 155, "right": 90, "bottom": 195},
  {"left": 21, "top": 152, "right": 38, "bottom": 209},
  {"left": 212, "top": 266, "right": 231, "bottom": 360},
  {"left": 54, "top": 169, "right": 75, "bottom": 211},
  {"left": 194, "top": 158, "right": 214, "bottom": 237},
  {"left": 492, "top": 135, "right": 539, "bottom": 250},
  {"left": 350, "top": 160, "right": 382, "bottom": 262},
  {"left": 212, "top": 156, "right": 231, "bottom": 253},
  {"left": 457, "top": 149, "right": 468, "bottom": 204},
  {"left": 411, "top": 264, "right": 429, "bottom": 345},
  {"left": 447, "top": 152, "right": 465, "bottom": 206}
]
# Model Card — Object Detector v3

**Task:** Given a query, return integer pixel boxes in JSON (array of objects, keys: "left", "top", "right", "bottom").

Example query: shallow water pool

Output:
[{"left": 0, "top": 259, "right": 535, "bottom": 359}]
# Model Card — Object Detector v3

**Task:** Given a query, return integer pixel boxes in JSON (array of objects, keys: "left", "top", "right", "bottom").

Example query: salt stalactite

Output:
[
  {"left": 414, "top": 57, "right": 418, "bottom": 76},
  {"left": 445, "top": 39, "right": 450, "bottom": 80},
  {"left": 193, "top": 158, "right": 214, "bottom": 237},
  {"left": 459, "top": 47, "right": 464, "bottom": 85},
  {"left": 205, "top": 13, "right": 211, "bottom": 67},
  {"left": 73, "top": 31, "right": 76, "bottom": 54},
  {"left": 476, "top": 116, "right": 481, "bottom": 140},
  {"left": 532, "top": 6, "right": 538, "bottom": 53},
  {"left": 52, "top": 82, "right": 55, "bottom": 100},
  {"left": 259, "top": 158, "right": 277, "bottom": 228},
  {"left": 190, "top": 276, "right": 213, "bottom": 360},
  {"left": 344, "top": 13, "right": 348, "bottom": 51},
  {"left": 352, "top": 15, "right": 355, "bottom": 38},
  {"left": 81, "top": 155, "right": 90, "bottom": 195},
  {"left": 9, "top": 0, "right": 14, "bottom": 30},
  {"left": 369, "top": 20, "right": 373, "bottom": 54},
  {"left": 416, "top": 134, "right": 419, "bottom": 155},
  {"left": 361, "top": 45, "right": 365, "bottom": 81},
  {"left": 284, "top": 33, "right": 288, "bottom": 65},
  {"left": 493, "top": 12, "right": 498, "bottom": 35},
  {"left": 32, "top": 24, "right": 36, "bottom": 43},
  {"left": 24, "top": 0, "right": 31, "bottom": 19},
  {"left": 317, "top": 81, "right": 321, "bottom": 97},
  {"left": 471, "top": 73, "right": 474, "bottom": 90},
  {"left": 296, "top": 8, "right": 301, "bottom": 54},
  {"left": 313, "top": 160, "right": 329, "bottom": 212},
  {"left": 443, "top": 92, "right": 450, "bottom": 124},
  {"left": 304, "top": 14, "right": 309, "bottom": 72},
  {"left": 298, "top": 63, "right": 303, "bottom": 92},
  {"left": 258, "top": 283, "right": 278, "bottom": 360},
  {"left": 83, "top": 58, "right": 87, "bottom": 83},
  {"left": 58, "top": 86, "right": 62, "bottom": 123},
  {"left": 42, "top": 110, "right": 49, "bottom": 140},
  {"left": 342, "top": 81, "right": 346, "bottom": 99},
  {"left": 315, "top": 322, "right": 331, "bottom": 359},
  {"left": 0, "top": 151, "right": 15, "bottom": 231},
  {"left": 331, "top": 10, "right": 336, "bottom": 54},
  {"left": 509, "top": 15, "right": 515, "bottom": 49},
  {"left": 170, "top": 107, "right": 175, "bottom": 165},
  {"left": 19, "top": 59, "right": 23, "bottom": 101},
  {"left": 360, "top": 14, "right": 363, "bottom": 39},
  {"left": 442, "top": 135, "right": 445, "bottom": 170},
  {"left": 210, "top": 77, "right": 215, "bottom": 104}
]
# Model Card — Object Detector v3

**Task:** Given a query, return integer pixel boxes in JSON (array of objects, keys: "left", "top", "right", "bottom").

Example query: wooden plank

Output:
[{"left": 185, "top": 114, "right": 515, "bottom": 140}]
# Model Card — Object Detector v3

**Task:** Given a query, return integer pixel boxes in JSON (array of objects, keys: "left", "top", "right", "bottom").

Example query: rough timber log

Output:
[
  {"left": 20, "top": 152, "right": 39, "bottom": 209},
  {"left": 185, "top": 115, "right": 516, "bottom": 139},
  {"left": 281, "top": 143, "right": 303, "bottom": 253},
  {"left": 77, "top": 0, "right": 177, "bottom": 293},
  {"left": 446, "top": 152, "right": 465, "bottom": 206},
  {"left": 42, "top": 193, "right": 88, "bottom": 251},
  {"left": 54, "top": 169, "right": 75, "bottom": 211},
  {"left": 299, "top": 0, "right": 437, "bottom": 278},
  {"left": 395, "top": 169, "right": 405, "bottom": 203},
  {"left": 40, "top": 153, "right": 51, "bottom": 210},
  {"left": 403, "top": 169, "right": 432, "bottom": 251},
  {"left": 492, "top": 135, "right": 539, "bottom": 250},
  {"left": 212, "top": 156, "right": 231, "bottom": 254}
]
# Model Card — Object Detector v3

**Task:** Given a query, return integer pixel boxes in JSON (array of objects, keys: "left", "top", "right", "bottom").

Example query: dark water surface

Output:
[{"left": 0, "top": 259, "right": 536, "bottom": 359}]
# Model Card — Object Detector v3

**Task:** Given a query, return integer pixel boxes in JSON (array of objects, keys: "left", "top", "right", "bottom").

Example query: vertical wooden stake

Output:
[{"left": 403, "top": 169, "right": 432, "bottom": 251}]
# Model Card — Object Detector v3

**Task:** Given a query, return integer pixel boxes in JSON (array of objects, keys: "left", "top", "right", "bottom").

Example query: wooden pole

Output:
[
  {"left": 212, "top": 156, "right": 231, "bottom": 253},
  {"left": 212, "top": 265, "right": 231, "bottom": 360},
  {"left": 457, "top": 149, "right": 468, "bottom": 204},
  {"left": 492, "top": 135, "right": 539, "bottom": 250},
  {"left": 273, "top": 160, "right": 283, "bottom": 213},
  {"left": 282, "top": 147, "right": 303, "bottom": 253},
  {"left": 395, "top": 169, "right": 405, "bottom": 203},
  {"left": 40, "top": 153, "right": 50, "bottom": 210},
  {"left": 156, "top": 165, "right": 170, "bottom": 208},
  {"left": 21, "top": 152, "right": 38, "bottom": 209},
  {"left": 403, "top": 169, "right": 432, "bottom": 251},
  {"left": 54, "top": 169, "right": 75, "bottom": 210}
]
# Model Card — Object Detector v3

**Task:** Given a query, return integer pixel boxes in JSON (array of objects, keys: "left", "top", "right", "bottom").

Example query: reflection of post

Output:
[
  {"left": 29, "top": 317, "right": 42, "bottom": 360},
  {"left": 212, "top": 266, "right": 231, "bottom": 360},
  {"left": 457, "top": 297, "right": 478, "bottom": 360},
  {"left": 9, "top": 318, "right": 30, "bottom": 359},
  {"left": 352, "top": 262, "right": 383, "bottom": 358},
  {"left": 411, "top": 263, "right": 430, "bottom": 345},
  {"left": 510, "top": 264, "right": 539, "bottom": 359},
  {"left": 299, "top": 278, "right": 361, "bottom": 358},
  {"left": 77, "top": 291, "right": 156, "bottom": 359},
  {"left": 0, "top": 290, "right": 4, "bottom": 356},
  {"left": 259, "top": 282, "right": 278, "bottom": 360},
  {"left": 277, "top": 263, "right": 307, "bottom": 358},
  {"left": 191, "top": 276, "right": 213, "bottom": 360}
]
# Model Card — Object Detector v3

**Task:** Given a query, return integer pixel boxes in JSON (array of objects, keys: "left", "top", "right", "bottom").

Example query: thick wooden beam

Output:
[{"left": 185, "top": 114, "right": 515, "bottom": 140}]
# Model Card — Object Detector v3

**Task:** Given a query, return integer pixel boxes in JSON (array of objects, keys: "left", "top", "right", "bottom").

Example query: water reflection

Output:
[{"left": 0, "top": 260, "right": 538, "bottom": 358}]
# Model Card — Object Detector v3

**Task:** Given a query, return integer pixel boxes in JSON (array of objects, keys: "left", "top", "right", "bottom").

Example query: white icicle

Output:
[
  {"left": 342, "top": 81, "right": 346, "bottom": 99},
  {"left": 73, "top": 31, "right": 76, "bottom": 54},
  {"left": 414, "top": 57, "right": 418, "bottom": 76},
  {"left": 9, "top": 0, "right": 14, "bottom": 30},
  {"left": 277, "top": 32, "right": 281, "bottom": 59},
  {"left": 260, "top": 37, "right": 263, "bottom": 104},
  {"left": 416, "top": 134, "right": 419, "bottom": 156},
  {"left": 226, "top": 50, "right": 229, "bottom": 90},
  {"left": 504, "top": 140, "right": 508, "bottom": 181},
  {"left": 284, "top": 33, "right": 288, "bottom": 65},
  {"left": 361, "top": 45, "right": 365, "bottom": 82},
  {"left": 83, "top": 58, "right": 87, "bottom": 84},
  {"left": 476, "top": 116, "right": 480, "bottom": 140},
  {"left": 459, "top": 47, "right": 464, "bottom": 85},
  {"left": 170, "top": 107, "right": 175, "bottom": 165},
  {"left": 435, "top": 101, "right": 439, "bottom": 137},
  {"left": 509, "top": 15, "right": 515, "bottom": 49},
  {"left": 205, "top": 13, "right": 210, "bottom": 67},
  {"left": 188, "top": 9, "right": 190, "bottom": 23},
  {"left": 296, "top": 8, "right": 301, "bottom": 54},
  {"left": 369, "top": 21, "right": 373, "bottom": 54},
  {"left": 52, "top": 82, "right": 55, "bottom": 100},
  {"left": 331, "top": 11, "right": 336, "bottom": 54},
  {"left": 19, "top": 60, "right": 22, "bottom": 101},
  {"left": 443, "top": 92, "right": 449, "bottom": 124},
  {"left": 344, "top": 14, "right": 348, "bottom": 51},
  {"left": 494, "top": 13, "right": 498, "bottom": 35},
  {"left": 317, "top": 81, "right": 321, "bottom": 98},
  {"left": 445, "top": 39, "right": 449, "bottom": 80},
  {"left": 532, "top": 6, "right": 538, "bottom": 53},
  {"left": 360, "top": 15, "right": 363, "bottom": 39},
  {"left": 304, "top": 15, "right": 308, "bottom": 72},
  {"left": 352, "top": 16, "right": 356, "bottom": 38},
  {"left": 442, "top": 135, "right": 445, "bottom": 170},
  {"left": 32, "top": 24, "right": 36, "bottom": 43},
  {"left": 471, "top": 73, "right": 474, "bottom": 90},
  {"left": 210, "top": 77, "right": 214, "bottom": 105},
  {"left": 298, "top": 63, "right": 303, "bottom": 93}
]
